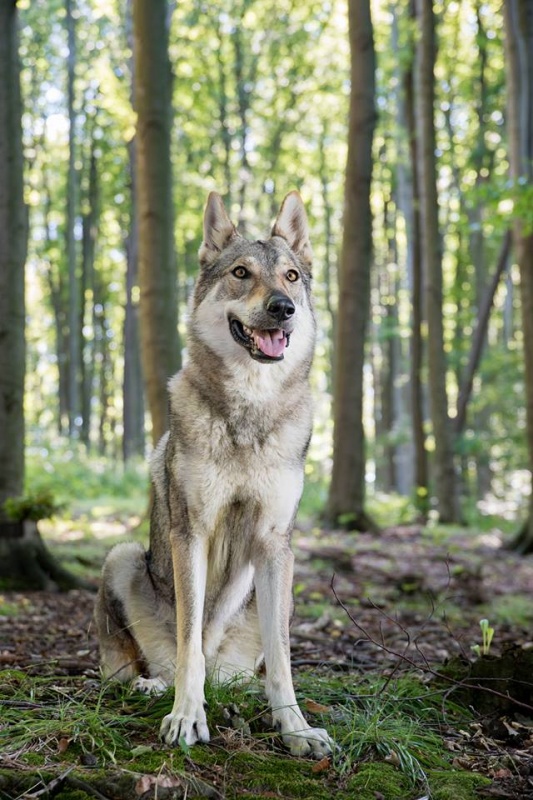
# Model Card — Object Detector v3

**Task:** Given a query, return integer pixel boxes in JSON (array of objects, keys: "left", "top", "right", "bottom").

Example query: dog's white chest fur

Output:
[{"left": 169, "top": 371, "right": 308, "bottom": 542}]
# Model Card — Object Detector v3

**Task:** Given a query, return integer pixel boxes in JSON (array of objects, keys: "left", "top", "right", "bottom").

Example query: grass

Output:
[
  {"left": 2, "top": 446, "right": 509, "bottom": 797},
  {"left": 0, "top": 668, "right": 491, "bottom": 799}
]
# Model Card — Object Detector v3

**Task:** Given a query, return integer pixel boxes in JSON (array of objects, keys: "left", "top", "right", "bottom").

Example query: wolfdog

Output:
[{"left": 94, "top": 191, "right": 332, "bottom": 757}]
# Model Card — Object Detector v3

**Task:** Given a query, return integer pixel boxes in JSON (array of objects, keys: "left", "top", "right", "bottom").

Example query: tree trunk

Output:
[
  {"left": 80, "top": 139, "right": 99, "bottom": 448},
  {"left": 454, "top": 231, "right": 511, "bottom": 436},
  {"left": 414, "top": 0, "right": 460, "bottom": 523},
  {"left": 504, "top": 0, "right": 533, "bottom": 552},
  {"left": 327, "top": 0, "right": 379, "bottom": 532},
  {"left": 0, "top": 0, "right": 26, "bottom": 511},
  {"left": 0, "top": 1, "right": 85, "bottom": 591},
  {"left": 65, "top": 0, "right": 81, "bottom": 438},
  {"left": 0, "top": 521, "right": 87, "bottom": 591},
  {"left": 318, "top": 126, "right": 337, "bottom": 396},
  {"left": 401, "top": 6, "right": 429, "bottom": 515},
  {"left": 134, "top": 0, "right": 181, "bottom": 447},
  {"left": 123, "top": 139, "right": 145, "bottom": 461},
  {"left": 122, "top": 0, "right": 145, "bottom": 462}
]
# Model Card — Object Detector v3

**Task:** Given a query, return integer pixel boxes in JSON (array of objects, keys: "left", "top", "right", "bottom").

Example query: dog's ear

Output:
[
  {"left": 271, "top": 191, "right": 312, "bottom": 267},
  {"left": 199, "top": 192, "right": 239, "bottom": 267}
]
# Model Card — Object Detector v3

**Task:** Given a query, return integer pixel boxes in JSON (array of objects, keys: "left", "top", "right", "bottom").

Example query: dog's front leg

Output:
[
  {"left": 254, "top": 542, "right": 333, "bottom": 758},
  {"left": 160, "top": 531, "right": 210, "bottom": 747}
]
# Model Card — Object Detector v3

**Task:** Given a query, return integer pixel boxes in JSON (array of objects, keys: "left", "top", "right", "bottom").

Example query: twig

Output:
[
  {"left": 18, "top": 767, "right": 74, "bottom": 799},
  {"left": 330, "top": 574, "right": 533, "bottom": 714}
]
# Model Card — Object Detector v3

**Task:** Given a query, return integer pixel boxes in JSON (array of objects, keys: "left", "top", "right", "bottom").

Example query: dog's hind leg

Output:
[
  {"left": 207, "top": 596, "right": 263, "bottom": 685},
  {"left": 95, "top": 542, "right": 176, "bottom": 689},
  {"left": 94, "top": 546, "right": 143, "bottom": 682}
]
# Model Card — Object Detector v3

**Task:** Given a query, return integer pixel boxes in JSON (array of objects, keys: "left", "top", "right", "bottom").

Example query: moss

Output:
[
  {"left": 224, "top": 751, "right": 334, "bottom": 799},
  {"left": 346, "top": 763, "right": 412, "bottom": 799},
  {"left": 427, "top": 770, "right": 491, "bottom": 799}
]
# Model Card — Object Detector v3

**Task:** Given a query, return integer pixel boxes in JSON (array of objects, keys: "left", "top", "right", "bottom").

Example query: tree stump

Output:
[{"left": 0, "top": 520, "right": 91, "bottom": 591}]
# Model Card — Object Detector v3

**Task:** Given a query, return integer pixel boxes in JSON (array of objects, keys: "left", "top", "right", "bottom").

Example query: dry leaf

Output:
[
  {"left": 304, "top": 698, "right": 330, "bottom": 714},
  {"left": 311, "top": 756, "right": 331, "bottom": 774}
]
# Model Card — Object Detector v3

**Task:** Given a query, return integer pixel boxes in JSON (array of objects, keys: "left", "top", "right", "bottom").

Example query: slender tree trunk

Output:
[
  {"left": 504, "top": 0, "right": 533, "bottom": 552},
  {"left": 80, "top": 141, "right": 99, "bottom": 448},
  {"left": 41, "top": 147, "right": 69, "bottom": 435},
  {"left": 454, "top": 231, "right": 511, "bottom": 436},
  {"left": 122, "top": 0, "right": 145, "bottom": 462},
  {"left": 414, "top": 0, "right": 460, "bottom": 522},
  {"left": 216, "top": 19, "right": 232, "bottom": 205},
  {"left": 232, "top": 25, "right": 252, "bottom": 231},
  {"left": 404, "top": 17, "right": 429, "bottom": 515},
  {"left": 0, "top": 1, "right": 85, "bottom": 591},
  {"left": 134, "top": 0, "right": 181, "bottom": 446},
  {"left": 0, "top": 0, "right": 26, "bottom": 511},
  {"left": 123, "top": 139, "right": 145, "bottom": 461},
  {"left": 65, "top": 0, "right": 81, "bottom": 437},
  {"left": 327, "top": 0, "right": 378, "bottom": 532},
  {"left": 318, "top": 127, "right": 337, "bottom": 396}
]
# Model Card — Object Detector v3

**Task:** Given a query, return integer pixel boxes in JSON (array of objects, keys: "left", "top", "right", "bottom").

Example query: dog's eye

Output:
[
  {"left": 286, "top": 270, "right": 299, "bottom": 282},
  {"left": 232, "top": 266, "right": 249, "bottom": 279}
]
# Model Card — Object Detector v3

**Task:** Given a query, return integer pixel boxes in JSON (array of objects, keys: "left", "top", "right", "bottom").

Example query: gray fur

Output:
[{"left": 94, "top": 192, "right": 332, "bottom": 758}]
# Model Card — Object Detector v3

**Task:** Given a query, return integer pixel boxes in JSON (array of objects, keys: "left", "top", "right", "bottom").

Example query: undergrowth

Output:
[{"left": 0, "top": 668, "right": 490, "bottom": 800}]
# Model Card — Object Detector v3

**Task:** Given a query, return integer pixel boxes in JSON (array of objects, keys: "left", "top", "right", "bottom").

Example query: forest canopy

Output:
[{"left": 2, "top": 0, "right": 533, "bottom": 541}]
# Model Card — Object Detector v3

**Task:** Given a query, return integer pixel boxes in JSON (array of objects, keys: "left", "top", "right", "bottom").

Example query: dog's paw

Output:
[
  {"left": 159, "top": 703, "right": 210, "bottom": 747},
  {"left": 132, "top": 676, "right": 168, "bottom": 696},
  {"left": 283, "top": 726, "right": 334, "bottom": 759}
]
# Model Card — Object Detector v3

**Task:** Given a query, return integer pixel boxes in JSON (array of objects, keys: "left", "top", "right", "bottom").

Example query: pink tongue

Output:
[{"left": 254, "top": 329, "right": 287, "bottom": 358}]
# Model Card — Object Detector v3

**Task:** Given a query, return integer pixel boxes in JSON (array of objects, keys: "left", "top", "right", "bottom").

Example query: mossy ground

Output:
[{"left": 0, "top": 668, "right": 492, "bottom": 800}]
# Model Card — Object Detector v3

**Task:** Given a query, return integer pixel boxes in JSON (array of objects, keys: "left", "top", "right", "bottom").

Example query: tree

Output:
[
  {"left": 327, "top": 0, "right": 378, "bottom": 531},
  {"left": 504, "top": 0, "right": 533, "bottom": 553},
  {"left": 0, "top": 0, "right": 26, "bottom": 512},
  {"left": 65, "top": 0, "right": 81, "bottom": 437},
  {"left": 122, "top": 0, "right": 145, "bottom": 462},
  {"left": 134, "top": 0, "right": 181, "bottom": 446},
  {"left": 403, "top": 3, "right": 429, "bottom": 515},
  {"left": 414, "top": 0, "right": 460, "bottom": 523},
  {"left": 0, "top": 0, "right": 81, "bottom": 590}
]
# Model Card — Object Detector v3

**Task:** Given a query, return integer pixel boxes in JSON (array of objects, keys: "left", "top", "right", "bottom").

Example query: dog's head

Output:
[{"left": 191, "top": 192, "right": 315, "bottom": 366}]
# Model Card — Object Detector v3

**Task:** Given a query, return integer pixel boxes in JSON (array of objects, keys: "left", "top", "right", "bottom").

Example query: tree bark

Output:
[
  {"left": 397, "top": 1, "right": 428, "bottom": 509},
  {"left": 65, "top": 0, "right": 81, "bottom": 437},
  {"left": 0, "top": 1, "right": 85, "bottom": 591},
  {"left": 134, "top": 0, "right": 181, "bottom": 446},
  {"left": 123, "top": 138, "right": 145, "bottom": 461},
  {"left": 414, "top": 0, "right": 460, "bottom": 523},
  {"left": 504, "top": 0, "right": 533, "bottom": 552},
  {"left": 80, "top": 138, "right": 99, "bottom": 448},
  {"left": 327, "top": 0, "right": 379, "bottom": 532},
  {"left": 123, "top": 0, "right": 145, "bottom": 462},
  {"left": 0, "top": 521, "right": 88, "bottom": 591},
  {"left": 0, "top": 0, "right": 26, "bottom": 511},
  {"left": 454, "top": 231, "right": 511, "bottom": 436}
]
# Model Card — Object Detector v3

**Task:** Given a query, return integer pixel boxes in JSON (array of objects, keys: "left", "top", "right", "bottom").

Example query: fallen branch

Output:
[{"left": 330, "top": 574, "right": 533, "bottom": 714}]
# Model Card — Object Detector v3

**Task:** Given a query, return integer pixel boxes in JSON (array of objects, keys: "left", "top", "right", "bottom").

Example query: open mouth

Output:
[{"left": 229, "top": 318, "right": 291, "bottom": 362}]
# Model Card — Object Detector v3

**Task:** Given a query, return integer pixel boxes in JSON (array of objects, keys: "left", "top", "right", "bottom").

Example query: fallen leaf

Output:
[
  {"left": 304, "top": 699, "right": 330, "bottom": 714},
  {"left": 311, "top": 756, "right": 331, "bottom": 773}
]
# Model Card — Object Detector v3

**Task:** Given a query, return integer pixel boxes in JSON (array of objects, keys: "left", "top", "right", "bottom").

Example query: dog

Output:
[{"left": 94, "top": 191, "right": 332, "bottom": 758}]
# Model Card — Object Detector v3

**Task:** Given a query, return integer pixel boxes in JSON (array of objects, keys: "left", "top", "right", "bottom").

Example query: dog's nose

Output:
[{"left": 267, "top": 294, "right": 295, "bottom": 321}]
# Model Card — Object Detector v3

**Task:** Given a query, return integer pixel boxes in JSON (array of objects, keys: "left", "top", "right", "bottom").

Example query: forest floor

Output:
[{"left": 1, "top": 512, "right": 533, "bottom": 799}]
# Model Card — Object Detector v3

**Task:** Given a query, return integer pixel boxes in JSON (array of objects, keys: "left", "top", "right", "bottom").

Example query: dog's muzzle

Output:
[{"left": 229, "top": 318, "right": 292, "bottom": 362}]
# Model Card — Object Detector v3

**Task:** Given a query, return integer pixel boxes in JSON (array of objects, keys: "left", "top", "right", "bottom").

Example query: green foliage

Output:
[
  {"left": 0, "top": 668, "right": 488, "bottom": 799},
  {"left": 2, "top": 490, "right": 64, "bottom": 522},
  {"left": 25, "top": 443, "right": 149, "bottom": 509}
]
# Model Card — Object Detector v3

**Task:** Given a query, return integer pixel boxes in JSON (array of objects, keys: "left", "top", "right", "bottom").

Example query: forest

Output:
[{"left": 1, "top": 0, "right": 533, "bottom": 798}]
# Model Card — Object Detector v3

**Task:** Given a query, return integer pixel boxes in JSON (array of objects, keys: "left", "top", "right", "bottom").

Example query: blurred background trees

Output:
[{"left": 1, "top": 0, "right": 532, "bottom": 547}]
